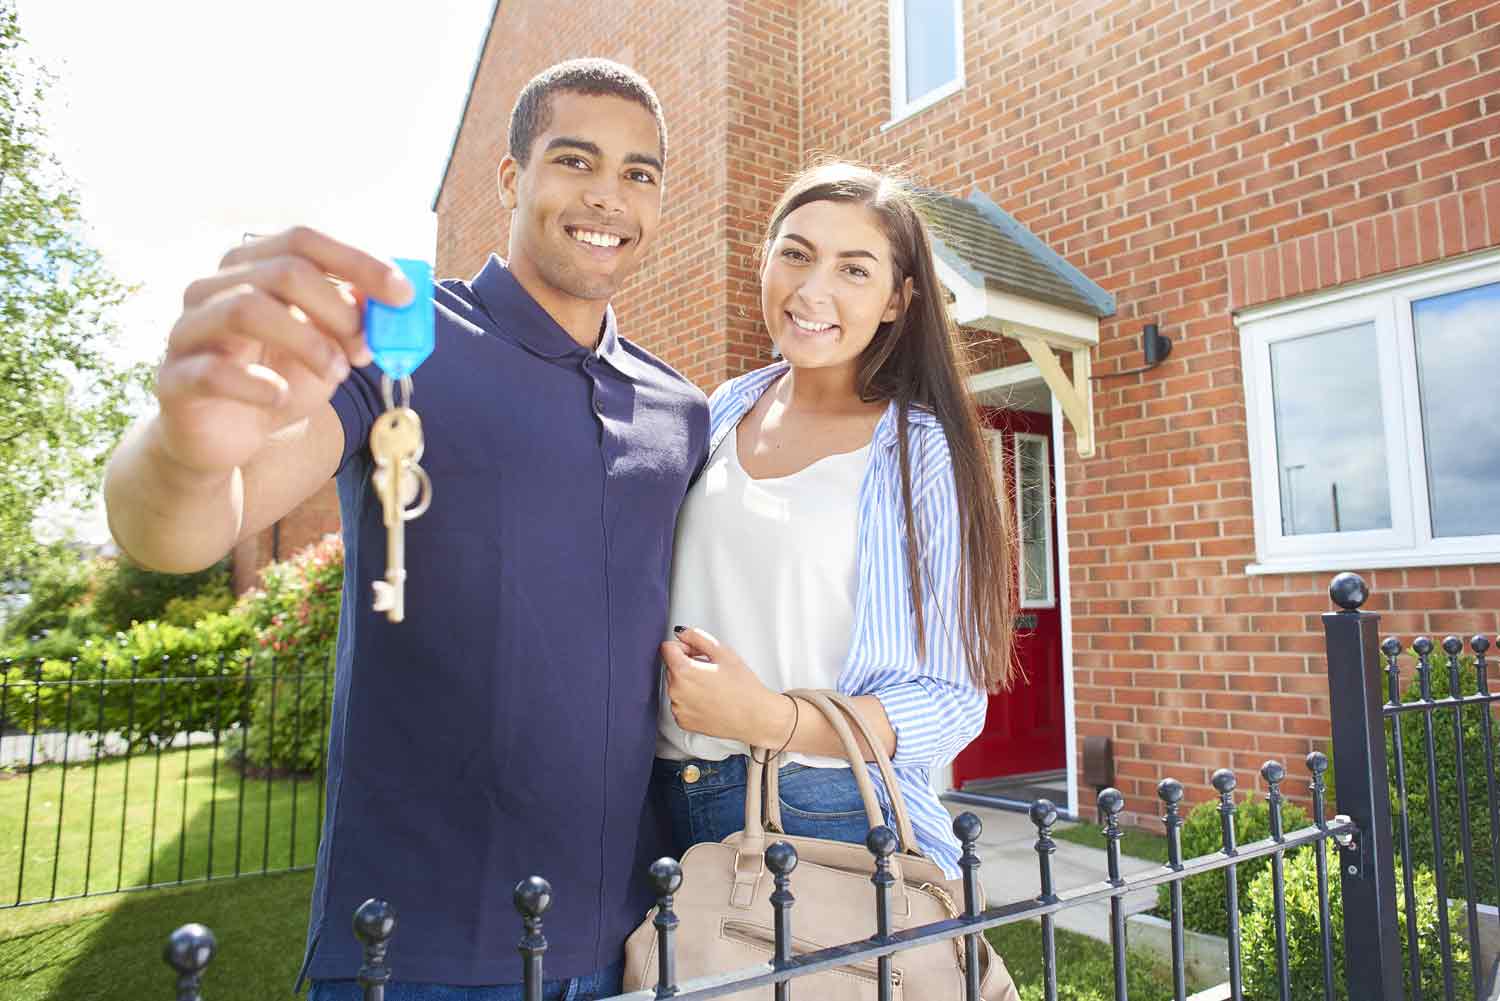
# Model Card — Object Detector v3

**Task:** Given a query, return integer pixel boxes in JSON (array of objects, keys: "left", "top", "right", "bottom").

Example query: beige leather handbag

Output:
[{"left": 623, "top": 690, "right": 1018, "bottom": 1000}]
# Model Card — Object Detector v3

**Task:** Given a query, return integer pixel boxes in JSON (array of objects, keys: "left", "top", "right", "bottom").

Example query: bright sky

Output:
[
  {"left": 15, "top": 0, "right": 497, "bottom": 544},
  {"left": 16, "top": 0, "right": 497, "bottom": 366}
]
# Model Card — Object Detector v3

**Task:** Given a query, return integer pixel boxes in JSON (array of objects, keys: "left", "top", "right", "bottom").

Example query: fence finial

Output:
[
  {"left": 648, "top": 858, "right": 683, "bottom": 997},
  {"left": 1328, "top": 572, "right": 1368, "bottom": 611},
  {"left": 766, "top": 841, "right": 798, "bottom": 998},
  {"left": 354, "top": 898, "right": 396, "bottom": 1001},
  {"left": 163, "top": 923, "right": 216, "bottom": 1001},
  {"left": 1307, "top": 751, "right": 1329, "bottom": 828},
  {"left": 515, "top": 875, "right": 551, "bottom": 1000}
]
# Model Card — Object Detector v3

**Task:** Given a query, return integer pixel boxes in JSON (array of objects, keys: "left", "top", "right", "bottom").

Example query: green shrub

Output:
[
  {"left": 161, "top": 587, "right": 235, "bottom": 627},
  {"left": 237, "top": 535, "right": 341, "bottom": 774},
  {"left": 87, "top": 555, "right": 231, "bottom": 634},
  {"left": 1, "top": 546, "right": 96, "bottom": 641},
  {"left": 1387, "top": 648, "right": 1496, "bottom": 903},
  {"left": 1, "top": 625, "right": 89, "bottom": 665},
  {"left": 1157, "top": 792, "right": 1310, "bottom": 939},
  {"left": 0, "top": 611, "right": 256, "bottom": 747},
  {"left": 1242, "top": 841, "right": 1470, "bottom": 1001}
]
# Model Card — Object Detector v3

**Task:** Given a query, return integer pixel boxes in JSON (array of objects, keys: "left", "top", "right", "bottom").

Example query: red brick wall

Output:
[
  {"left": 274, "top": 0, "right": 1500, "bottom": 824},
  {"left": 790, "top": 0, "right": 1500, "bottom": 820}
]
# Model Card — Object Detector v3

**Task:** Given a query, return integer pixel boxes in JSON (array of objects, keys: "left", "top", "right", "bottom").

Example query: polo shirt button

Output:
[
  {"left": 682, "top": 764, "right": 701, "bottom": 784},
  {"left": 594, "top": 398, "right": 604, "bottom": 414}
]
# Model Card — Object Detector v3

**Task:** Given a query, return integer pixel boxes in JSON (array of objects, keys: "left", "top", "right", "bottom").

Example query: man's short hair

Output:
[{"left": 508, "top": 58, "right": 668, "bottom": 167}]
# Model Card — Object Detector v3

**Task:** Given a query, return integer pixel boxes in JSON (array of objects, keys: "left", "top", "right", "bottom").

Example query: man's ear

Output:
[
  {"left": 497, "top": 155, "right": 520, "bottom": 212},
  {"left": 882, "top": 275, "right": 915, "bottom": 323}
]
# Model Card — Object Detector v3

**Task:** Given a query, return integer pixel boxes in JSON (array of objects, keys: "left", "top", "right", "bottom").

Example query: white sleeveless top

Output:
[{"left": 657, "top": 428, "right": 869, "bottom": 768}]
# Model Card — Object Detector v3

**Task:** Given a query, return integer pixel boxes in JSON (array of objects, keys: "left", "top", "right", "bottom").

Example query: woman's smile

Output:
[{"left": 785, "top": 310, "right": 841, "bottom": 338}]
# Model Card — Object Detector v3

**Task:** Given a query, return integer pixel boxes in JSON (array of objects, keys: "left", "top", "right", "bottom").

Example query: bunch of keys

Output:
[{"left": 365, "top": 258, "right": 435, "bottom": 623}]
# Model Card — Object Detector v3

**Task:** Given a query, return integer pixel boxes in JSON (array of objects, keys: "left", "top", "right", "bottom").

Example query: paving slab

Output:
[{"left": 945, "top": 802, "right": 1161, "bottom": 943}]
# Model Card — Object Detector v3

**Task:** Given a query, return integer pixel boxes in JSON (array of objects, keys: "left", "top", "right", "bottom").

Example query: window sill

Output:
[
  {"left": 1245, "top": 549, "right": 1500, "bottom": 576},
  {"left": 882, "top": 78, "right": 964, "bottom": 131}
]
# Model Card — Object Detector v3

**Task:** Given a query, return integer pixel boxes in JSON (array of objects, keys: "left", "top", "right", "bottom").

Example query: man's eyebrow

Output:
[
  {"left": 624, "top": 152, "right": 664, "bottom": 173},
  {"left": 544, "top": 137, "right": 663, "bottom": 173},
  {"left": 543, "top": 137, "right": 603, "bottom": 157},
  {"left": 782, "top": 232, "right": 879, "bottom": 261}
]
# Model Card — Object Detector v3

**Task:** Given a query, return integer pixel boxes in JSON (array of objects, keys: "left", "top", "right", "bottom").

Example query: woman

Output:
[{"left": 654, "top": 162, "right": 1016, "bottom": 878}]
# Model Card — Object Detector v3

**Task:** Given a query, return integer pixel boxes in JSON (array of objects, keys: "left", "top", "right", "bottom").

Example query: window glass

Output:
[
  {"left": 903, "top": 0, "right": 958, "bottom": 104},
  {"left": 1017, "top": 436, "right": 1050, "bottom": 602},
  {"left": 1414, "top": 281, "right": 1500, "bottom": 537},
  {"left": 1269, "top": 323, "right": 1391, "bottom": 535}
]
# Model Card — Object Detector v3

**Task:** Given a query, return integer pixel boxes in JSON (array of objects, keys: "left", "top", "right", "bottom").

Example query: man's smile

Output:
[{"left": 565, "top": 224, "right": 632, "bottom": 251}]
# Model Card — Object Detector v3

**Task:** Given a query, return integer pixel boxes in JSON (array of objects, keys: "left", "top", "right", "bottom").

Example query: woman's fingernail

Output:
[{"left": 673, "top": 625, "right": 685, "bottom": 634}]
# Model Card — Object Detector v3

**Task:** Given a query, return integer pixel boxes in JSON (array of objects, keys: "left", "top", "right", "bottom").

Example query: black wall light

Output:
[
  {"left": 1142, "top": 322, "right": 1172, "bottom": 366},
  {"left": 1092, "top": 322, "right": 1173, "bottom": 380}
]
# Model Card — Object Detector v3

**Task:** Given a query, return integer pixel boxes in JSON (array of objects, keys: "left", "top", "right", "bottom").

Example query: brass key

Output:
[{"left": 368, "top": 406, "right": 432, "bottom": 622}]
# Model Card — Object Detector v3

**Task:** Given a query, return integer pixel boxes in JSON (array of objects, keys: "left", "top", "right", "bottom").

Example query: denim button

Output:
[{"left": 682, "top": 764, "right": 701, "bottom": 784}]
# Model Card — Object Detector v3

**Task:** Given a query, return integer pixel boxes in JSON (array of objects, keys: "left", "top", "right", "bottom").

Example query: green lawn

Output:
[
  {"left": 1052, "top": 820, "right": 1171, "bottom": 864},
  {"left": 0, "top": 869, "right": 315, "bottom": 1001},
  {"left": 0, "top": 754, "right": 1179, "bottom": 1000},
  {"left": 0, "top": 870, "right": 1178, "bottom": 1001},
  {"left": 1, "top": 744, "right": 323, "bottom": 906},
  {"left": 989, "top": 919, "right": 1177, "bottom": 1001}
]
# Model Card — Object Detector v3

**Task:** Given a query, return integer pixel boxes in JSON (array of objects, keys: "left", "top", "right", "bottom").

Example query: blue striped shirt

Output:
[{"left": 708, "top": 362, "right": 987, "bottom": 878}]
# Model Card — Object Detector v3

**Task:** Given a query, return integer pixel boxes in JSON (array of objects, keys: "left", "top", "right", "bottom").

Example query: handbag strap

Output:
[
  {"left": 736, "top": 693, "right": 914, "bottom": 913},
  {"left": 765, "top": 690, "right": 921, "bottom": 855},
  {"left": 824, "top": 691, "right": 923, "bottom": 854}
]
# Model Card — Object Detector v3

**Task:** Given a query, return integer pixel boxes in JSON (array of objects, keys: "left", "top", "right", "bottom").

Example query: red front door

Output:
[{"left": 952, "top": 407, "right": 1068, "bottom": 785}]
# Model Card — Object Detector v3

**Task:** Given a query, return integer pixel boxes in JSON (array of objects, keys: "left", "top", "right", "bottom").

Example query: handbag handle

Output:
[
  {"left": 742, "top": 691, "right": 884, "bottom": 840},
  {"left": 777, "top": 691, "right": 923, "bottom": 855},
  {"left": 763, "top": 691, "right": 922, "bottom": 855}
]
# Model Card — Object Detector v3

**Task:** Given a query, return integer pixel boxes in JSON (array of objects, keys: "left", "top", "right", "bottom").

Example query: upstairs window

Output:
[
  {"left": 889, "top": 0, "right": 964, "bottom": 123},
  {"left": 1238, "top": 250, "right": 1500, "bottom": 573}
]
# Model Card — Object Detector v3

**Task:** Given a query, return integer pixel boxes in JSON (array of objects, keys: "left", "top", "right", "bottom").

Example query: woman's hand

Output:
[{"left": 661, "top": 627, "right": 794, "bottom": 748}]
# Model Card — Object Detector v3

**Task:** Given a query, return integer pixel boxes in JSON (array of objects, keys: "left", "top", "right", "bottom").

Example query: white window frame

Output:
[
  {"left": 886, "top": 0, "right": 965, "bottom": 127},
  {"left": 1239, "top": 248, "right": 1500, "bottom": 575},
  {"left": 1013, "top": 431, "right": 1057, "bottom": 608}
]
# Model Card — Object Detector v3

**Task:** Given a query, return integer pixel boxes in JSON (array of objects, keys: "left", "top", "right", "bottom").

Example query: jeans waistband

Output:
[{"left": 655, "top": 753, "right": 845, "bottom": 790}]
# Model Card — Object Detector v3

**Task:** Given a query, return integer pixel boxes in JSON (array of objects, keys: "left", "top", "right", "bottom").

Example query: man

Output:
[{"left": 105, "top": 59, "right": 708, "bottom": 1000}]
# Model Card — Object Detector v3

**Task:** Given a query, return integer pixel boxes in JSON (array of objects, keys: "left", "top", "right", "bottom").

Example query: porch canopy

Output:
[{"left": 914, "top": 191, "right": 1116, "bottom": 458}]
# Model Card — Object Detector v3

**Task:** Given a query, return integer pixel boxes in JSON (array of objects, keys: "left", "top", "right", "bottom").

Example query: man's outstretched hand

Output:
[{"left": 152, "top": 226, "right": 413, "bottom": 481}]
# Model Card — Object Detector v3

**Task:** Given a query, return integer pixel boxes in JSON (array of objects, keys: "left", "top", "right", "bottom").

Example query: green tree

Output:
[{"left": 0, "top": 1, "right": 148, "bottom": 579}]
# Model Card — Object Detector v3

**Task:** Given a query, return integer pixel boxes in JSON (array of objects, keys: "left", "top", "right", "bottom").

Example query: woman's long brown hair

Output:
[{"left": 763, "top": 162, "right": 1017, "bottom": 693}]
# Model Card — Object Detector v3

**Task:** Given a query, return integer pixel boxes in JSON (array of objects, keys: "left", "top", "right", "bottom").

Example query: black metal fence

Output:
[
  {"left": 144, "top": 572, "right": 1500, "bottom": 1001},
  {"left": 0, "top": 654, "right": 329, "bottom": 907}
]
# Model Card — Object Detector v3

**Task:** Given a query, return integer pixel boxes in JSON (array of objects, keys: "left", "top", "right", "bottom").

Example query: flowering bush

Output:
[{"left": 236, "top": 534, "right": 342, "bottom": 773}]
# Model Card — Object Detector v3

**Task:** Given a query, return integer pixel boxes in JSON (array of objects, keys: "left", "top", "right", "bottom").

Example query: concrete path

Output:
[{"left": 945, "top": 802, "right": 1161, "bottom": 944}]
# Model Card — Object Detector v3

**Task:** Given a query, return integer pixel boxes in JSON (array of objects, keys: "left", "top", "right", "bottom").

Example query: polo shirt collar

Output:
[{"left": 469, "top": 255, "right": 644, "bottom": 380}]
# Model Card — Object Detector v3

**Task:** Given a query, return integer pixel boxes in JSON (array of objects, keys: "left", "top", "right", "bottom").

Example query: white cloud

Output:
[{"left": 16, "top": 0, "right": 495, "bottom": 366}]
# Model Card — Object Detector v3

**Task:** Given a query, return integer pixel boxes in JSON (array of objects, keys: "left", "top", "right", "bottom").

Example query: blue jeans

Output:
[
  {"left": 651, "top": 755, "right": 879, "bottom": 853},
  {"left": 306, "top": 961, "right": 623, "bottom": 1001}
]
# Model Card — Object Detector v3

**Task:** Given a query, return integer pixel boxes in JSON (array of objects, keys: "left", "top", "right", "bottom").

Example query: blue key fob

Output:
[{"left": 364, "top": 258, "right": 434, "bottom": 379}]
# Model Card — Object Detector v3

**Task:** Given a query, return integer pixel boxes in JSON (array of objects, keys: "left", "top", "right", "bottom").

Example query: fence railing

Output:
[
  {"left": 146, "top": 571, "right": 1500, "bottom": 1001},
  {"left": 0, "top": 654, "right": 329, "bottom": 907}
]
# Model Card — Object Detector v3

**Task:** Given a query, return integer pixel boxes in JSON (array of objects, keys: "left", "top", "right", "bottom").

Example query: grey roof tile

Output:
[{"left": 913, "top": 189, "right": 1116, "bottom": 319}]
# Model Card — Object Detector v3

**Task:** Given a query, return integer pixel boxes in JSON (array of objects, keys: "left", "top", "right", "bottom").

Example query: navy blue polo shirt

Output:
[{"left": 300, "top": 256, "right": 708, "bottom": 987}]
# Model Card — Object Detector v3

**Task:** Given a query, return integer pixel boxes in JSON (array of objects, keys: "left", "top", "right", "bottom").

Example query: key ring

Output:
[
  {"left": 381, "top": 374, "right": 415, "bottom": 412},
  {"left": 401, "top": 464, "right": 433, "bottom": 520}
]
